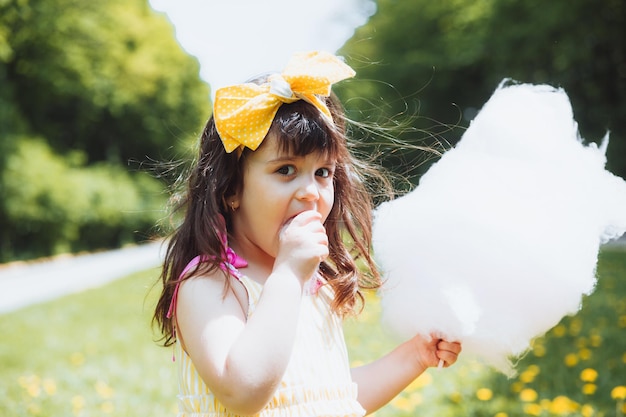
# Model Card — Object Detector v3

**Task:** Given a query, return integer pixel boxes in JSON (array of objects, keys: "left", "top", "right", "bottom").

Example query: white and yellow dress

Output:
[{"left": 170, "top": 255, "right": 365, "bottom": 417}]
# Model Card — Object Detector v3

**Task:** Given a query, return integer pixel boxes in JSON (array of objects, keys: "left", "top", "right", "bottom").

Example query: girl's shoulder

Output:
[
  {"left": 173, "top": 271, "right": 250, "bottom": 372},
  {"left": 177, "top": 270, "right": 249, "bottom": 323},
  {"left": 179, "top": 269, "right": 228, "bottom": 292}
]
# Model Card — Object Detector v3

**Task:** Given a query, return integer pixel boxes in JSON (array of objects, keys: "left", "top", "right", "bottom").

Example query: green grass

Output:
[
  {"left": 0, "top": 268, "right": 176, "bottom": 417},
  {"left": 1, "top": 248, "right": 625, "bottom": 416}
]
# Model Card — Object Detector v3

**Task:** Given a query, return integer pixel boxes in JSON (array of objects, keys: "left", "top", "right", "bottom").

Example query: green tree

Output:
[
  {"left": 480, "top": 0, "right": 626, "bottom": 177},
  {"left": 1, "top": 0, "right": 210, "bottom": 164},
  {"left": 1, "top": 137, "right": 166, "bottom": 260},
  {"left": 340, "top": 0, "right": 626, "bottom": 179},
  {"left": 337, "top": 0, "right": 495, "bottom": 183},
  {"left": 0, "top": 0, "right": 210, "bottom": 260}
]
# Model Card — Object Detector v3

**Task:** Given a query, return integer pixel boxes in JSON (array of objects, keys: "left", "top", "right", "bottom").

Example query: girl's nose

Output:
[{"left": 296, "top": 177, "right": 320, "bottom": 202}]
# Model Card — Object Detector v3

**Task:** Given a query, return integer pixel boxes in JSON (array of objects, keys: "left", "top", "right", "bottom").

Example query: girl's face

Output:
[{"left": 230, "top": 133, "right": 336, "bottom": 263}]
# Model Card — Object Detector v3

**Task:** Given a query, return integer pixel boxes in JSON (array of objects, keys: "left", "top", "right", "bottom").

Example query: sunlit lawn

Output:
[
  {"left": 1, "top": 248, "right": 625, "bottom": 416},
  {"left": 0, "top": 266, "right": 176, "bottom": 417}
]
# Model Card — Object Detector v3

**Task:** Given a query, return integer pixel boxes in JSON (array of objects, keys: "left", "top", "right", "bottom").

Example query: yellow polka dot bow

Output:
[{"left": 213, "top": 51, "right": 356, "bottom": 153}]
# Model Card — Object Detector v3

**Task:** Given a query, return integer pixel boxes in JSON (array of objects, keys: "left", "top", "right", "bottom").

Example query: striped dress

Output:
[{"left": 172, "top": 257, "right": 365, "bottom": 417}]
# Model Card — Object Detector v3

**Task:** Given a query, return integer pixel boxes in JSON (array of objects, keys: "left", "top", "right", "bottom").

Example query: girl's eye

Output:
[
  {"left": 316, "top": 167, "right": 332, "bottom": 178},
  {"left": 277, "top": 165, "right": 296, "bottom": 176}
]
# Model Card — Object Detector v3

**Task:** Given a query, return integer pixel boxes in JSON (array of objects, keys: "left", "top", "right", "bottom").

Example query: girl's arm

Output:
[
  {"left": 351, "top": 334, "right": 461, "bottom": 415},
  {"left": 176, "top": 266, "right": 304, "bottom": 415},
  {"left": 175, "top": 211, "right": 328, "bottom": 415}
]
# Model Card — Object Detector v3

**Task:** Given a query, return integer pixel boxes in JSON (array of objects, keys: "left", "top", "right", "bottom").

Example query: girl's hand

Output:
[
  {"left": 407, "top": 333, "right": 462, "bottom": 371},
  {"left": 351, "top": 332, "right": 462, "bottom": 413},
  {"left": 275, "top": 210, "right": 328, "bottom": 284}
]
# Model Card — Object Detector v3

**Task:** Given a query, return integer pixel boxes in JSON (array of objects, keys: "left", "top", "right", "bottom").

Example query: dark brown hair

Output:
[{"left": 153, "top": 86, "right": 392, "bottom": 347}]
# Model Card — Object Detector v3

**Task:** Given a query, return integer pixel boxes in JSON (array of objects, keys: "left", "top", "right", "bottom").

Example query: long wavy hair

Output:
[{"left": 153, "top": 85, "right": 392, "bottom": 347}]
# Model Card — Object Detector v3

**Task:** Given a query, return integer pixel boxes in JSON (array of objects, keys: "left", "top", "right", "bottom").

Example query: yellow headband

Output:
[{"left": 213, "top": 51, "right": 356, "bottom": 153}]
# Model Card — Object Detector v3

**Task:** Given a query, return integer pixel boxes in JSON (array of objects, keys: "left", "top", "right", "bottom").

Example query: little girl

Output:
[{"left": 153, "top": 51, "right": 461, "bottom": 417}]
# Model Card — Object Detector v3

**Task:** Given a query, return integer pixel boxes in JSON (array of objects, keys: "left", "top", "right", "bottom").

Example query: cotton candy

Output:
[{"left": 372, "top": 80, "right": 626, "bottom": 376}]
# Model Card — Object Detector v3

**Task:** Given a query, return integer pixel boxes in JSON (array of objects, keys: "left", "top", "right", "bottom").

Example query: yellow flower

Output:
[
  {"left": 95, "top": 381, "right": 114, "bottom": 399},
  {"left": 611, "top": 386, "right": 626, "bottom": 400},
  {"left": 72, "top": 395, "right": 85, "bottom": 411},
  {"left": 70, "top": 352, "right": 85, "bottom": 367},
  {"left": 549, "top": 395, "right": 579, "bottom": 414},
  {"left": 26, "top": 384, "right": 41, "bottom": 398},
  {"left": 579, "top": 348, "right": 592, "bottom": 361},
  {"left": 569, "top": 318, "right": 583, "bottom": 336},
  {"left": 526, "top": 364, "right": 540, "bottom": 375},
  {"left": 43, "top": 378, "right": 57, "bottom": 395},
  {"left": 450, "top": 391, "right": 462, "bottom": 404},
  {"left": 580, "top": 368, "right": 598, "bottom": 382},
  {"left": 476, "top": 388, "right": 493, "bottom": 401},
  {"left": 531, "top": 339, "right": 547, "bottom": 357},
  {"left": 520, "top": 388, "right": 538, "bottom": 402},
  {"left": 408, "top": 392, "right": 423, "bottom": 406},
  {"left": 582, "top": 383, "right": 597, "bottom": 395},
  {"left": 540, "top": 399, "right": 551, "bottom": 409},
  {"left": 390, "top": 395, "right": 412, "bottom": 412},
  {"left": 533, "top": 344, "right": 546, "bottom": 357},
  {"left": 564, "top": 353, "right": 579, "bottom": 367},
  {"left": 519, "top": 371, "right": 535, "bottom": 383},
  {"left": 520, "top": 365, "right": 540, "bottom": 383},
  {"left": 581, "top": 404, "right": 595, "bottom": 417},
  {"left": 19, "top": 375, "right": 42, "bottom": 398},
  {"left": 523, "top": 403, "right": 542, "bottom": 416},
  {"left": 494, "top": 413, "right": 508, "bottom": 417},
  {"left": 552, "top": 324, "right": 567, "bottom": 337},
  {"left": 389, "top": 391, "right": 422, "bottom": 409},
  {"left": 589, "top": 333, "right": 602, "bottom": 347}
]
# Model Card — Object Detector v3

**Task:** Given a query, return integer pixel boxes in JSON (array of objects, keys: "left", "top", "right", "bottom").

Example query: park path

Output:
[{"left": 0, "top": 241, "right": 165, "bottom": 314}]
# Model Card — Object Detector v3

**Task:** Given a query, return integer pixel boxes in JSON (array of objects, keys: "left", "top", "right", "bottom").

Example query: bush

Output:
[{"left": 0, "top": 137, "right": 166, "bottom": 261}]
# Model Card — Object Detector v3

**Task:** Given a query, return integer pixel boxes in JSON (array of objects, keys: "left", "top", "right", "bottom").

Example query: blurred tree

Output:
[
  {"left": 0, "top": 8, "right": 20, "bottom": 169},
  {"left": 0, "top": 137, "right": 166, "bottom": 260},
  {"left": 340, "top": 0, "right": 626, "bottom": 180},
  {"left": 1, "top": 0, "right": 210, "bottom": 164},
  {"left": 337, "top": 0, "right": 495, "bottom": 183},
  {"left": 0, "top": 0, "right": 210, "bottom": 260}
]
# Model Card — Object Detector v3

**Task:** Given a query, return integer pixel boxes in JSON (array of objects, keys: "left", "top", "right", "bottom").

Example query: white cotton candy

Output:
[{"left": 372, "top": 80, "right": 626, "bottom": 376}]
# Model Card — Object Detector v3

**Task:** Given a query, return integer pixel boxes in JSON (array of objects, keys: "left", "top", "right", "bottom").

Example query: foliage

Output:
[
  {"left": 1, "top": 0, "right": 210, "bottom": 164},
  {"left": 0, "top": 0, "right": 210, "bottom": 261},
  {"left": 339, "top": 0, "right": 626, "bottom": 180},
  {"left": 0, "top": 137, "right": 167, "bottom": 261}
]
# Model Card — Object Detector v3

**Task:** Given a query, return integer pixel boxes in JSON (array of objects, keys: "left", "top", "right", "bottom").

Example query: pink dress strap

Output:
[{"left": 166, "top": 247, "right": 248, "bottom": 319}]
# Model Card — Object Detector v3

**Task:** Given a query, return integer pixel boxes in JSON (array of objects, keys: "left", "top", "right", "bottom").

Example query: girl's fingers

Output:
[
  {"left": 436, "top": 340, "right": 462, "bottom": 367},
  {"left": 276, "top": 210, "right": 329, "bottom": 279},
  {"left": 437, "top": 340, "right": 462, "bottom": 354}
]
